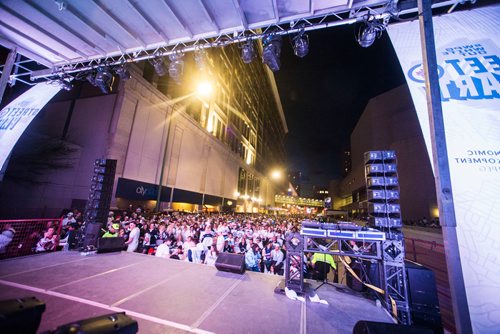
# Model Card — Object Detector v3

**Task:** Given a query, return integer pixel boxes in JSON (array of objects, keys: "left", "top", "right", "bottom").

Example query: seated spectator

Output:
[
  {"left": 0, "top": 224, "right": 15, "bottom": 254},
  {"left": 271, "top": 243, "right": 284, "bottom": 275},
  {"left": 36, "top": 227, "right": 58, "bottom": 253},
  {"left": 59, "top": 223, "right": 80, "bottom": 250},
  {"left": 245, "top": 244, "right": 261, "bottom": 272},
  {"left": 204, "top": 248, "right": 218, "bottom": 266},
  {"left": 102, "top": 223, "right": 120, "bottom": 238},
  {"left": 155, "top": 239, "right": 171, "bottom": 258}
]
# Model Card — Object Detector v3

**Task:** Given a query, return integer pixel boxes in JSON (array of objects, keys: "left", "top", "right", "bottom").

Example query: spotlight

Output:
[
  {"left": 194, "top": 49, "right": 207, "bottom": 70},
  {"left": 292, "top": 31, "right": 309, "bottom": 58},
  {"left": 262, "top": 34, "right": 282, "bottom": 72},
  {"left": 86, "top": 71, "right": 96, "bottom": 86},
  {"left": 357, "top": 19, "right": 387, "bottom": 48},
  {"left": 152, "top": 57, "right": 167, "bottom": 77},
  {"left": 240, "top": 40, "right": 256, "bottom": 64},
  {"left": 114, "top": 64, "right": 131, "bottom": 80},
  {"left": 168, "top": 52, "right": 184, "bottom": 83},
  {"left": 94, "top": 66, "right": 115, "bottom": 94}
]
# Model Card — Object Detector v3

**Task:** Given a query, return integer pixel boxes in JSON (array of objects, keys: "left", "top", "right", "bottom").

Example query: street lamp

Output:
[{"left": 271, "top": 170, "right": 282, "bottom": 181}]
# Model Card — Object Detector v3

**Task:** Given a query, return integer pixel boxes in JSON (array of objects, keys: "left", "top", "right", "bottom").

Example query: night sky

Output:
[{"left": 274, "top": 24, "right": 406, "bottom": 185}]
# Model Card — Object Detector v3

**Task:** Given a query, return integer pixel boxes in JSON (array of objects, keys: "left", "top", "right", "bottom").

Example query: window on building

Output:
[{"left": 238, "top": 168, "right": 247, "bottom": 194}]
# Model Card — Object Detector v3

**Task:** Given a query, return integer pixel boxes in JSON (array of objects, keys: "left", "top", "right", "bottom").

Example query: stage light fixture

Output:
[
  {"left": 357, "top": 19, "right": 387, "bottom": 48},
  {"left": 168, "top": 52, "right": 185, "bottom": 83},
  {"left": 262, "top": 34, "right": 282, "bottom": 72},
  {"left": 58, "top": 78, "right": 72, "bottom": 91},
  {"left": 94, "top": 66, "right": 115, "bottom": 94},
  {"left": 86, "top": 71, "right": 96, "bottom": 86},
  {"left": 152, "top": 57, "right": 167, "bottom": 77},
  {"left": 194, "top": 48, "right": 207, "bottom": 70},
  {"left": 240, "top": 40, "right": 256, "bottom": 64},
  {"left": 292, "top": 31, "right": 309, "bottom": 58},
  {"left": 114, "top": 64, "right": 131, "bottom": 80}
]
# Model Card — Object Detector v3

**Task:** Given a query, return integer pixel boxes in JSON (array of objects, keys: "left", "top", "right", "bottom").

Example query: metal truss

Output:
[
  {"left": 303, "top": 235, "right": 382, "bottom": 261},
  {"left": 382, "top": 239, "right": 411, "bottom": 325},
  {"left": 0, "top": 0, "right": 470, "bottom": 84},
  {"left": 286, "top": 223, "right": 412, "bottom": 325}
]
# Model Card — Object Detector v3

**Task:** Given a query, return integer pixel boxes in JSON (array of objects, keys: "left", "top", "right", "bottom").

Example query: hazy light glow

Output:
[
  {"left": 197, "top": 81, "right": 213, "bottom": 98},
  {"left": 271, "top": 170, "right": 282, "bottom": 180}
]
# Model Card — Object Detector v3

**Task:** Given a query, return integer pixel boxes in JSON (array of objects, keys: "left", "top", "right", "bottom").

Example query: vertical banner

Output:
[
  {"left": 388, "top": 5, "right": 500, "bottom": 333},
  {"left": 0, "top": 83, "right": 61, "bottom": 171}
]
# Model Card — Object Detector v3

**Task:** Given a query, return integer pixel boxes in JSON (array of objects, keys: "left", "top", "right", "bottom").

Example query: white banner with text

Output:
[
  {"left": 0, "top": 83, "right": 61, "bottom": 171},
  {"left": 388, "top": 5, "right": 500, "bottom": 333}
]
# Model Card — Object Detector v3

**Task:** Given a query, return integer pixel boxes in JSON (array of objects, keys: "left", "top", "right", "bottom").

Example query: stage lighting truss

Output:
[
  {"left": 168, "top": 52, "right": 185, "bottom": 83},
  {"left": 19, "top": 0, "right": 474, "bottom": 84}
]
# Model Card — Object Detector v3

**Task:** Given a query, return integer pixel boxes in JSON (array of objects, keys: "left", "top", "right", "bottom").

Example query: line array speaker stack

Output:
[
  {"left": 364, "top": 151, "right": 411, "bottom": 325},
  {"left": 81, "top": 159, "right": 117, "bottom": 248},
  {"left": 364, "top": 150, "right": 401, "bottom": 229}
]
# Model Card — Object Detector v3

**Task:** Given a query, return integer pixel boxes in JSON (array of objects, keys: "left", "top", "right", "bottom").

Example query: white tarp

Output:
[
  {"left": 0, "top": 83, "right": 61, "bottom": 171},
  {"left": 388, "top": 5, "right": 500, "bottom": 333}
]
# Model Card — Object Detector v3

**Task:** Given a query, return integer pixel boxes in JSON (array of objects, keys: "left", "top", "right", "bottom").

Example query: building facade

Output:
[
  {"left": 330, "top": 85, "right": 438, "bottom": 222},
  {"left": 0, "top": 43, "right": 287, "bottom": 218}
]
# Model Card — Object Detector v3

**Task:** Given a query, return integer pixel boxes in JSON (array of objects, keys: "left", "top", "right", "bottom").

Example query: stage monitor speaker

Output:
[
  {"left": 405, "top": 261, "right": 443, "bottom": 333},
  {"left": 353, "top": 320, "right": 433, "bottom": 334},
  {"left": 51, "top": 312, "right": 137, "bottom": 334},
  {"left": 97, "top": 237, "right": 125, "bottom": 253},
  {"left": 215, "top": 253, "right": 246, "bottom": 274},
  {"left": 0, "top": 296, "right": 45, "bottom": 334}
]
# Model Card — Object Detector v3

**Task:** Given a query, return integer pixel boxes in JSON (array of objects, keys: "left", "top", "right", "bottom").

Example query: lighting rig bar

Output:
[{"left": 0, "top": 0, "right": 470, "bottom": 84}]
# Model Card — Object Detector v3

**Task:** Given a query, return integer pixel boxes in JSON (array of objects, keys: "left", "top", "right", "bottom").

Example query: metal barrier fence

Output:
[
  {"left": 0, "top": 218, "right": 63, "bottom": 260},
  {"left": 404, "top": 237, "right": 454, "bottom": 333}
]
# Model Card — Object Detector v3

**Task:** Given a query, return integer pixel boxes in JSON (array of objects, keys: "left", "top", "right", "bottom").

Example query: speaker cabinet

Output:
[
  {"left": 215, "top": 253, "right": 246, "bottom": 274},
  {"left": 51, "top": 312, "right": 137, "bottom": 334},
  {"left": 0, "top": 296, "right": 45, "bottom": 334},
  {"left": 97, "top": 237, "right": 125, "bottom": 253},
  {"left": 353, "top": 320, "right": 433, "bottom": 334},
  {"left": 405, "top": 261, "right": 443, "bottom": 333}
]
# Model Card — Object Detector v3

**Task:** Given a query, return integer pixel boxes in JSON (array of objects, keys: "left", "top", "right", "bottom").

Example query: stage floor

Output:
[{"left": 0, "top": 252, "right": 393, "bottom": 333}]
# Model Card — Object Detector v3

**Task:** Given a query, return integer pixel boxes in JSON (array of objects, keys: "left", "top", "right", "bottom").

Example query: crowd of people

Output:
[{"left": 87, "top": 208, "right": 299, "bottom": 275}]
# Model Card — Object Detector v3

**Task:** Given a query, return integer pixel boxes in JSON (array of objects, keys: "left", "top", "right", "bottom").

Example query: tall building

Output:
[
  {"left": 331, "top": 85, "right": 437, "bottom": 222},
  {"left": 0, "top": 42, "right": 287, "bottom": 217},
  {"left": 342, "top": 148, "right": 352, "bottom": 176}
]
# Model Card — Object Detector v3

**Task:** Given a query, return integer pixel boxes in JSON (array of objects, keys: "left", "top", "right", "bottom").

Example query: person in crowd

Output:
[
  {"left": 262, "top": 242, "right": 273, "bottom": 274},
  {"left": 245, "top": 244, "right": 261, "bottom": 272},
  {"left": 102, "top": 223, "right": 120, "bottom": 238},
  {"left": 59, "top": 222, "right": 80, "bottom": 250},
  {"left": 204, "top": 247, "right": 218, "bottom": 266},
  {"left": 62, "top": 212, "right": 76, "bottom": 228},
  {"left": 125, "top": 221, "right": 140, "bottom": 252},
  {"left": 142, "top": 222, "right": 159, "bottom": 254},
  {"left": 0, "top": 224, "right": 16, "bottom": 254},
  {"left": 271, "top": 243, "right": 285, "bottom": 275},
  {"left": 155, "top": 239, "right": 171, "bottom": 258},
  {"left": 311, "top": 252, "right": 337, "bottom": 281},
  {"left": 36, "top": 227, "right": 58, "bottom": 253}
]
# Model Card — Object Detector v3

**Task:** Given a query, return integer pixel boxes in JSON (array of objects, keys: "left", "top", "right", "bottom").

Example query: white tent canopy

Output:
[{"left": 0, "top": 0, "right": 387, "bottom": 68}]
